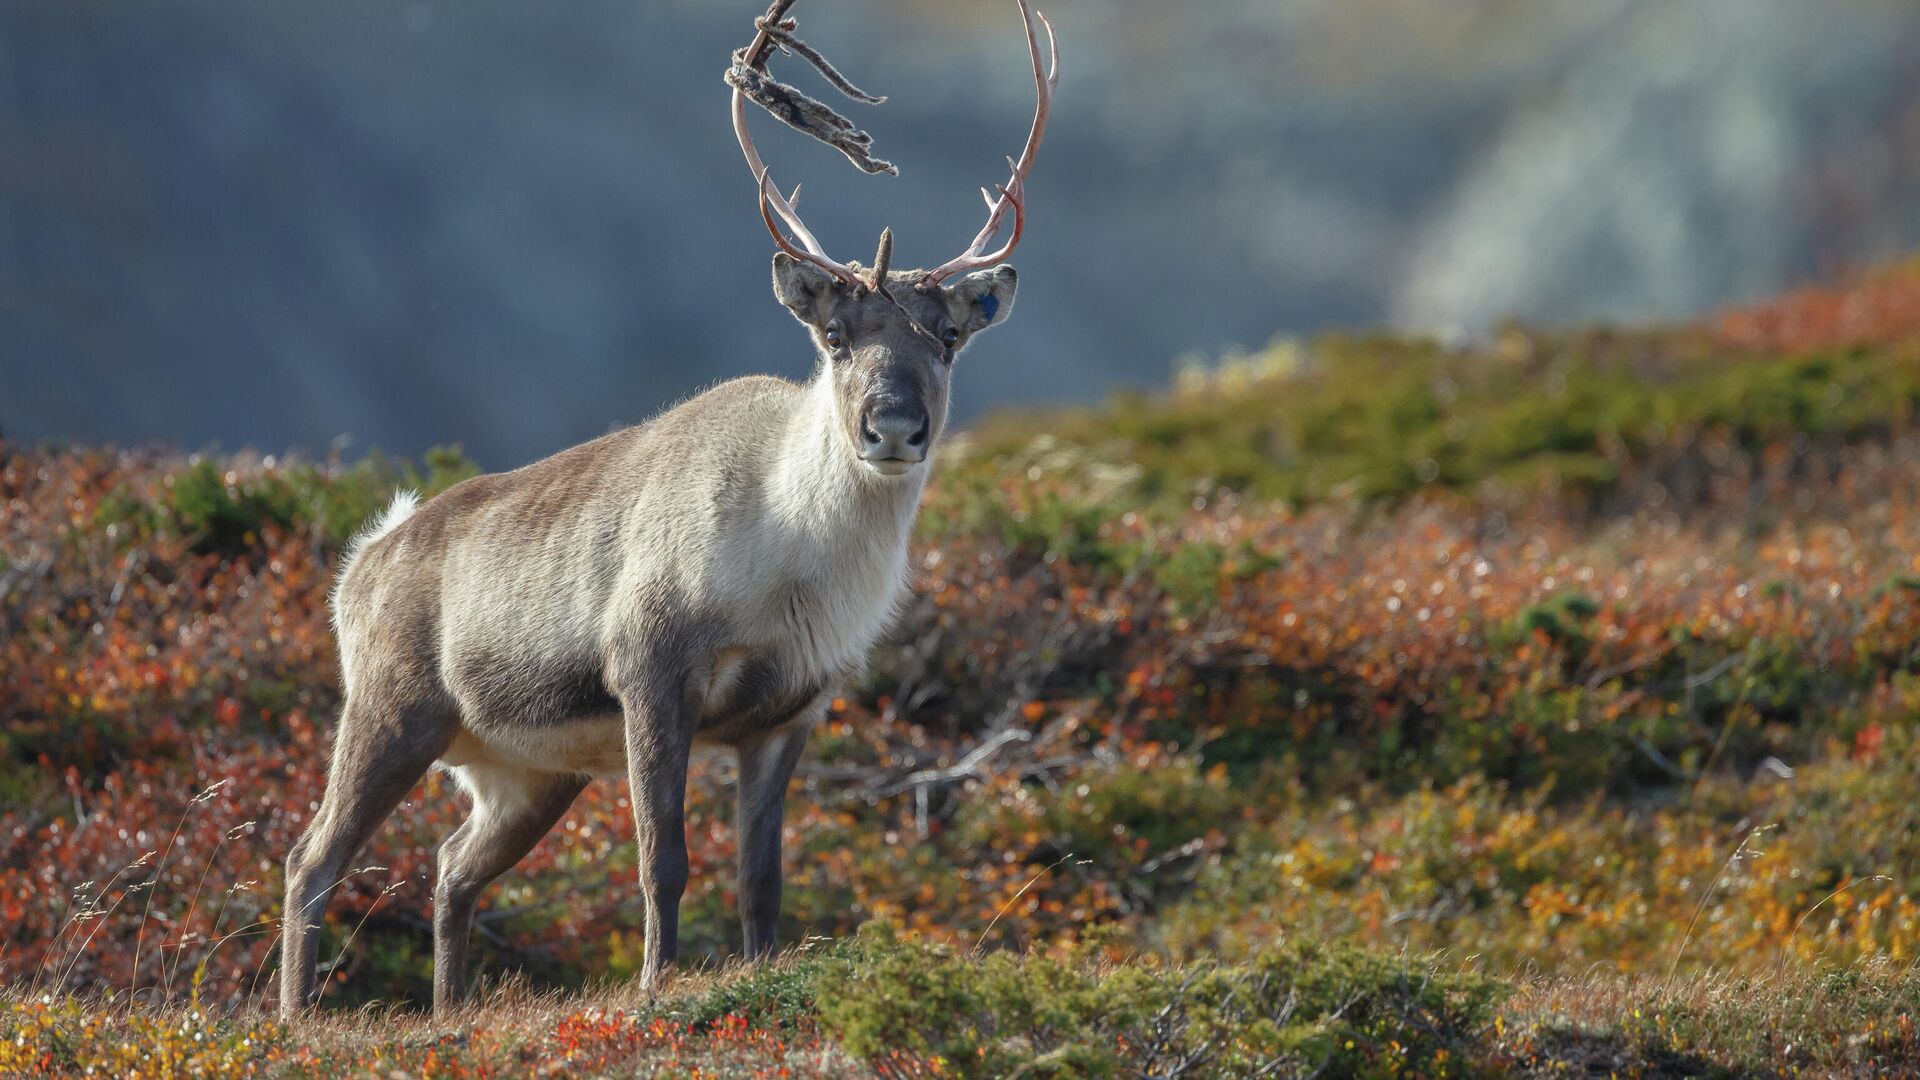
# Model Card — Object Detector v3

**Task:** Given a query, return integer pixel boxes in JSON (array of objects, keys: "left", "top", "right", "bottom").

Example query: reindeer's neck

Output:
[{"left": 768, "top": 371, "right": 927, "bottom": 549}]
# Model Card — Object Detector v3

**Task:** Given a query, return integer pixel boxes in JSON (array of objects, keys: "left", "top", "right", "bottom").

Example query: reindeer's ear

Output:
[
  {"left": 772, "top": 253, "right": 844, "bottom": 328},
  {"left": 944, "top": 265, "right": 1018, "bottom": 335}
]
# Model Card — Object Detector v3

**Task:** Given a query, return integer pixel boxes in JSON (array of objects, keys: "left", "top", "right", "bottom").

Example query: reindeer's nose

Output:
[{"left": 858, "top": 406, "right": 930, "bottom": 469}]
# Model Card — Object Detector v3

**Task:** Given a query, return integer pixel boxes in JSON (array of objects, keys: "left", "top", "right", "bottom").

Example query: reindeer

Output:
[{"left": 279, "top": 0, "right": 1057, "bottom": 1017}]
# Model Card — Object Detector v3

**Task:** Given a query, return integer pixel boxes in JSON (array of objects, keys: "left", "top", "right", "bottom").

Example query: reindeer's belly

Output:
[
  {"left": 442, "top": 643, "right": 829, "bottom": 777},
  {"left": 438, "top": 631, "right": 629, "bottom": 773},
  {"left": 443, "top": 714, "right": 629, "bottom": 776}
]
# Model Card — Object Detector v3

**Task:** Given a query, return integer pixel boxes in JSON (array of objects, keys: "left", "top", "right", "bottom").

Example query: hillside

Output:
[{"left": 5, "top": 261, "right": 1920, "bottom": 1074}]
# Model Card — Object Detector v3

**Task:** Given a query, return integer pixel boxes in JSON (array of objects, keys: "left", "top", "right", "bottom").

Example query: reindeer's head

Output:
[
  {"left": 729, "top": 0, "right": 1056, "bottom": 477},
  {"left": 770, "top": 245, "right": 1016, "bottom": 475}
]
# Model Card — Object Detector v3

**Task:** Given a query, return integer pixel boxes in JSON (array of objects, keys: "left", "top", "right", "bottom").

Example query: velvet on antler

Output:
[{"left": 728, "top": 0, "right": 1056, "bottom": 289}]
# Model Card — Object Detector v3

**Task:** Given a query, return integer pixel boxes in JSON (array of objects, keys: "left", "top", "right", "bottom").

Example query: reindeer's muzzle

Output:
[{"left": 857, "top": 405, "right": 929, "bottom": 474}]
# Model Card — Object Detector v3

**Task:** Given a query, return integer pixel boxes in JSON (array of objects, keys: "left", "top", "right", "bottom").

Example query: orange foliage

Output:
[{"left": 1709, "top": 257, "right": 1920, "bottom": 353}]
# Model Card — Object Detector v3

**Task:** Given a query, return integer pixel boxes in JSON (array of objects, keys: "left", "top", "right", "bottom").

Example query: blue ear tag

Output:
[{"left": 977, "top": 293, "right": 1000, "bottom": 323}]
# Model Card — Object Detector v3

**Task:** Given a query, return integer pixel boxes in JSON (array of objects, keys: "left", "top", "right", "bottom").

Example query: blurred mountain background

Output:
[{"left": 5, "top": 0, "right": 1919, "bottom": 467}]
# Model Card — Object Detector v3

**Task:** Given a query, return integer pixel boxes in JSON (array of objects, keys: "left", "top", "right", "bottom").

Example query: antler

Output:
[
  {"left": 731, "top": 0, "right": 870, "bottom": 290},
  {"left": 920, "top": 0, "right": 1058, "bottom": 286},
  {"left": 729, "top": 0, "right": 1057, "bottom": 291}
]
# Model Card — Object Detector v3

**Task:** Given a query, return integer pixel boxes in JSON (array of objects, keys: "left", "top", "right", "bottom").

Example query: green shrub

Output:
[
  {"left": 1871, "top": 573, "right": 1920, "bottom": 601},
  {"left": 290, "top": 445, "right": 479, "bottom": 546},
  {"left": 945, "top": 330, "right": 1920, "bottom": 528},
  {"left": 676, "top": 941, "right": 861, "bottom": 1030},
  {"left": 812, "top": 925, "right": 1503, "bottom": 1079},
  {"left": 1504, "top": 590, "right": 1601, "bottom": 662},
  {"left": 164, "top": 460, "right": 303, "bottom": 551},
  {"left": 154, "top": 446, "right": 478, "bottom": 552}
]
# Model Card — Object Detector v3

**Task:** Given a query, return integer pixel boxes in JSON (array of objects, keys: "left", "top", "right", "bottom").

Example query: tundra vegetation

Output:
[{"left": 4, "top": 259, "right": 1920, "bottom": 1074}]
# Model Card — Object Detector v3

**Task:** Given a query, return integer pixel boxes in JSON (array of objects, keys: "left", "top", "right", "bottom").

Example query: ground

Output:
[{"left": 4, "top": 259, "right": 1920, "bottom": 1075}]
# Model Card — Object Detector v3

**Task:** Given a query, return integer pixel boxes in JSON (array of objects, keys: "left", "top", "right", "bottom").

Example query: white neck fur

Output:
[{"left": 769, "top": 363, "right": 928, "bottom": 548}]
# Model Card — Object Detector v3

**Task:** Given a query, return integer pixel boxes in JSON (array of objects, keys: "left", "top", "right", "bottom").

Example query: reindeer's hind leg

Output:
[
  {"left": 280, "top": 692, "right": 453, "bottom": 1017},
  {"left": 431, "top": 762, "right": 587, "bottom": 1017}
]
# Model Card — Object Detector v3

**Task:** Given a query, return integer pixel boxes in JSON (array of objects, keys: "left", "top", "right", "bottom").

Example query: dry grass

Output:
[
  {"left": 5, "top": 952, "right": 1918, "bottom": 1077},
  {"left": 1497, "top": 963, "right": 1920, "bottom": 1076},
  {"left": 0, "top": 957, "right": 867, "bottom": 1078}
]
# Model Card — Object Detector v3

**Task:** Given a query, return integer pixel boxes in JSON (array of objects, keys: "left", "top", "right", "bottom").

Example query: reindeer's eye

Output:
[
  {"left": 824, "top": 326, "right": 845, "bottom": 350},
  {"left": 942, "top": 327, "right": 961, "bottom": 347}
]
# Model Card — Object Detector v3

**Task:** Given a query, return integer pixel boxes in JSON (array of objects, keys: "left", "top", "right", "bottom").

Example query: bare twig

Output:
[
  {"left": 318, "top": 877, "right": 406, "bottom": 1006},
  {"left": 48, "top": 852, "right": 156, "bottom": 995},
  {"left": 871, "top": 726, "right": 1032, "bottom": 799},
  {"left": 1665, "top": 824, "right": 1775, "bottom": 991},
  {"left": 1780, "top": 875, "right": 1895, "bottom": 970},
  {"left": 972, "top": 852, "right": 1078, "bottom": 955}
]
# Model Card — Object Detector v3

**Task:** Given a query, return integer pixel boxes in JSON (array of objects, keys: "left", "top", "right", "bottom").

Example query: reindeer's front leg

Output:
[
  {"left": 619, "top": 675, "right": 697, "bottom": 992},
  {"left": 734, "top": 701, "right": 820, "bottom": 959}
]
